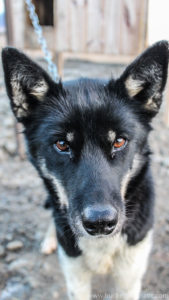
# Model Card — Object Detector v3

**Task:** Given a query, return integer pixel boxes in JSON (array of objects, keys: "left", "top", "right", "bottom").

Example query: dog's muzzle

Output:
[{"left": 81, "top": 205, "right": 118, "bottom": 236}]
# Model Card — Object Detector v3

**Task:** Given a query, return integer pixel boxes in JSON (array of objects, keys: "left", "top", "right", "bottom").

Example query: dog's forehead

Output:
[
  {"left": 40, "top": 78, "right": 139, "bottom": 141},
  {"left": 55, "top": 79, "right": 137, "bottom": 139},
  {"left": 63, "top": 78, "right": 108, "bottom": 91},
  {"left": 63, "top": 78, "right": 108, "bottom": 106}
]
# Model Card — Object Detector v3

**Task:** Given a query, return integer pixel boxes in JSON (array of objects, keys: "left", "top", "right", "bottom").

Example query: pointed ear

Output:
[
  {"left": 114, "top": 41, "right": 169, "bottom": 117},
  {"left": 2, "top": 47, "right": 54, "bottom": 121}
]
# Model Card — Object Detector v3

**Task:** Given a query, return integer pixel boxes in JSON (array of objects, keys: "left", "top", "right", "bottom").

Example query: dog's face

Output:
[{"left": 2, "top": 41, "right": 169, "bottom": 238}]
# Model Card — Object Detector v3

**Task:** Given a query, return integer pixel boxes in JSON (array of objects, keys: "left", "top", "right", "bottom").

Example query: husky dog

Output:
[{"left": 2, "top": 41, "right": 169, "bottom": 300}]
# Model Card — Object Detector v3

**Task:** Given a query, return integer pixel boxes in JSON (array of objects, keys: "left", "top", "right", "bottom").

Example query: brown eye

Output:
[
  {"left": 113, "top": 137, "right": 126, "bottom": 150},
  {"left": 55, "top": 141, "right": 70, "bottom": 152}
]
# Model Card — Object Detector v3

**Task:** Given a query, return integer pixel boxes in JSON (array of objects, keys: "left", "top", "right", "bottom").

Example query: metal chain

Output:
[{"left": 25, "top": 0, "right": 59, "bottom": 82}]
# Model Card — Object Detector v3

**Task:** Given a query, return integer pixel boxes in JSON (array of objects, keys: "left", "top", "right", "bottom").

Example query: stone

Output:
[
  {"left": 0, "top": 245, "right": 5, "bottom": 257},
  {"left": 5, "top": 234, "right": 13, "bottom": 241},
  {"left": 27, "top": 276, "right": 40, "bottom": 289},
  {"left": 166, "top": 217, "right": 169, "bottom": 224},
  {"left": 6, "top": 240, "right": 23, "bottom": 251},
  {"left": 8, "top": 259, "right": 29, "bottom": 272},
  {"left": 42, "top": 261, "right": 53, "bottom": 273},
  {"left": 4, "top": 140, "right": 16, "bottom": 155},
  {"left": 0, "top": 263, "right": 9, "bottom": 288},
  {"left": 0, "top": 281, "right": 31, "bottom": 300},
  {"left": 5, "top": 253, "right": 17, "bottom": 263},
  {"left": 53, "top": 291, "right": 59, "bottom": 299},
  {"left": 4, "top": 117, "right": 14, "bottom": 127},
  {"left": 165, "top": 226, "right": 169, "bottom": 235}
]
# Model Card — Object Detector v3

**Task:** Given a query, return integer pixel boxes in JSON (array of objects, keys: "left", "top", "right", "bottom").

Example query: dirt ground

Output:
[{"left": 0, "top": 58, "right": 169, "bottom": 300}]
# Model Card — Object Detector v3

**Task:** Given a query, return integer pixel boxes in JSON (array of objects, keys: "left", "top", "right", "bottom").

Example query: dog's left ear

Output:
[
  {"left": 113, "top": 41, "right": 169, "bottom": 117},
  {"left": 1, "top": 47, "right": 56, "bottom": 121}
]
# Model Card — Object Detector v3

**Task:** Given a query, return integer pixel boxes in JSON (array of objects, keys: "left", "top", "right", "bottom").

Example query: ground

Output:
[{"left": 0, "top": 58, "right": 169, "bottom": 300}]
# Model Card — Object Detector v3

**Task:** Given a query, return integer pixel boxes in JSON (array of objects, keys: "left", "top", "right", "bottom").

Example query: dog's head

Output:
[{"left": 2, "top": 41, "right": 169, "bottom": 238}]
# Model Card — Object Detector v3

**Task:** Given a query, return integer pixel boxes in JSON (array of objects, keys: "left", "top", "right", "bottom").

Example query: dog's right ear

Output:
[
  {"left": 2, "top": 47, "right": 58, "bottom": 121},
  {"left": 111, "top": 41, "right": 169, "bottom": 118}
]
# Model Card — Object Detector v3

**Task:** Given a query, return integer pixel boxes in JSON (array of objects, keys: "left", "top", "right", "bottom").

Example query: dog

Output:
[{"left": 2, "top": 41, "right": 169, "bottom": 300}]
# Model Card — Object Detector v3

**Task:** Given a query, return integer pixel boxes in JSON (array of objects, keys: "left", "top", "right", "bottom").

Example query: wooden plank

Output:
[
  {"left": 69, "top": 0, "right": 78, "bottom": 52},
  {"left": 5, "top": 0, "right": 25, "bottom": 48},
  {"left": 11, "top": 0, "right": 25, "bottom": 48},
  {"left": 119, "top": 0, "right": 147, "bottom": 55},
  {"left": 87, "top": 0, "right": 103, "bottom": 53},
  {"left": 55, "top": 0, "right": 70, "bottom": 51},
  {"left": 0, "top": 34, "right": 6, "bottom": 49},
  {"left": 137, "top": 0, "right": 148, "bottom": 52},
  {"left": 4, "top": 0, "right": 13, "bottom": 45},
  {"left": 55, "top": 51, "right": 135, "bottom": 78},
  {"left": 25, "top": 26, "right": 55, "bottom": 49},
  {"left": 54, "top": 0, "right": 147, "bottom": 55},
  {"left": 69, "top": 0, "right": 86, "bottom": 52},
  {"left": 103, "top": 0, "right": 121, "bottom": 54},
  {"left": 164, "top": 76, "right": 169, "bottom": 127},
  {"left": 23, "top": 49, "right": 134, "bottom": 65},
  {"left": 61, "top": 51, "right": 134, "bottom": 64}
]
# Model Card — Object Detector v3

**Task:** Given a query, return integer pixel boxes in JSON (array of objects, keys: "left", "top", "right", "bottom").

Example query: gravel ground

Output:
[{"left": 0, "top": 57, "right": 169, "bottom": 300}]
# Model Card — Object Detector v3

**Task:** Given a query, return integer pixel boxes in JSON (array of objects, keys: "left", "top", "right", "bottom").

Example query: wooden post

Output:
[
  {"left": 4, "top": 0, "right": 13, "bottom": 45},
  {"left": 5, "top": 0, "right": 26, "bottom": 159},
  {"left": 57, "top": 52, "right": 64, "bottom": 78},
  {"left": 164, "top": 77, "right": 169, "bottom": 127}
]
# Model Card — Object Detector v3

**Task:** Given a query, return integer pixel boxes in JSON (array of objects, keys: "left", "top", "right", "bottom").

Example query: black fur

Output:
[{"left": 2, "top": 41, "right": 169, "bottom": 257}]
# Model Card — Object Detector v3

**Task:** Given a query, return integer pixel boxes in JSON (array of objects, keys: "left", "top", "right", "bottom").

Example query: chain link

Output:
[{"left": 25, "top": 0, "right": 59, "bottom": 82}]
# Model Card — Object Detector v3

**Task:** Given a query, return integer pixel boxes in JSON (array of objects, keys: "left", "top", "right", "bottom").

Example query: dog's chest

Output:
[{"left": 78, "top": 234, "right": 126, "bottom": 274}]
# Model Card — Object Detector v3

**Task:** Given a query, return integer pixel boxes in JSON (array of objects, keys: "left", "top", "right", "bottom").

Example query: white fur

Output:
[
  {"left": 59, "top": 230, "right": 152, "bottom": 300},
  {"left": 58, "top": 246, "right": 91, "bottom": 300},
  {"left": 11, "top": 75, "right": 48, "bottom": 117},
  {"left": 11, "top": 76, "right": 28, "bottom": 118},
  {"left": 78, "top": 233, "right": 125, "bottom": 274},
  {"left": 41, "top": 219, "right": 57, "bottom": 255},
  {"left": 112, "top": 230, "right": 153, "bottom": 300},
  {"left": 125, "top": 76, "right": 144, "bottom": 98},
  {"left": 121, "top": 154, "right": 143, "bottom": 200},
  {"left": 107, "top": 130, "right": 116, "bottom": 142},
  {"left": 30, "top": 79, "right": 48, "bottom": 100},
  {"left": 144, "top": 95, "right": 160, "bottom": 111},
  {"left": 66, "top": 132, "right": 74, "bottom": 142},
  {"left": 38, "top": 158, "right": 69, "bottom": 208}
]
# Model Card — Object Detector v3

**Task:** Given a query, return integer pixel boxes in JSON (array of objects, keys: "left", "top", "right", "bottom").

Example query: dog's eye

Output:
[
  {"left": 113, "top": 137, "right": 126, "bottom": 151},
  {"left": 54, "top": 141, "right": 70, "bottom": 153}
]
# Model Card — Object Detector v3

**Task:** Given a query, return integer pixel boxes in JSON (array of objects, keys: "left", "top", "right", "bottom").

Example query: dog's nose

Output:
[{"left": 82, "top": 205, "right": 118, "bottom": 235}]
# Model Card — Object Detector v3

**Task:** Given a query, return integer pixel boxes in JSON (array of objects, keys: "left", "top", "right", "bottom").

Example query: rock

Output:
[
  {"left": 165, "top": 226, "right": 169, "bottom": 235},
  {"left": 166, "top": 217, "right": 169, "bottom": 224},
  {"left": 161, "top": 157, "right": 169, "bottom": 168},
  {"left": 42, "top": 261, "right": 53, "bottom": 273},
  {"left": 4, "top": 117, "right": 14, "bottom": 128},
  {"left": 4, "top": 140, "right": 16, "bottom": 155},
  {"left": 0, "top": 281, "right": 31, "bottom": 300},
  {"left": 6, "top": 240, "right": 23, "bottom": 251},
  {"left": 53, "top": 291, "right": 59, "bottom": 299},
  {"left": 5, "top": 234, "right": 13, "bottom": 241},
  {"left": 27, "top": 276, "right": 40, "bottom": 289},
  {"left": 153, "top": 155, "right": 169, "bottom": 168},
  {"left": 5, "top": 253, "right": 17, "bottom": 263},
  {"left": 8, "top": 259, "right": 29, "bottom": 272},
  {"left": 0, "top": 245, "right": 5, "bottom": 257},
  {"left": 0, "top": 263, "right": 8, "bottom": 287}
]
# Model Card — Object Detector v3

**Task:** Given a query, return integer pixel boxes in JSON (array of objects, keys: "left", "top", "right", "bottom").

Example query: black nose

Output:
[{"left": 82, "top": 205, "right": 118, "bottom": 236}]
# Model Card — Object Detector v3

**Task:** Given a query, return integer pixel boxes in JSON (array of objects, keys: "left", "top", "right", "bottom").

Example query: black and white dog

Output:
[{"left": 2, "top": 41, "right": 169, "bottom": 300}]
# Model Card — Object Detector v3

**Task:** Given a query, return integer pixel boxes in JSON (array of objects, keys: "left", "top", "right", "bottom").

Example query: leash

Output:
[{"left": 25, "top": 0, "right": 59, "bottom": 82}]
